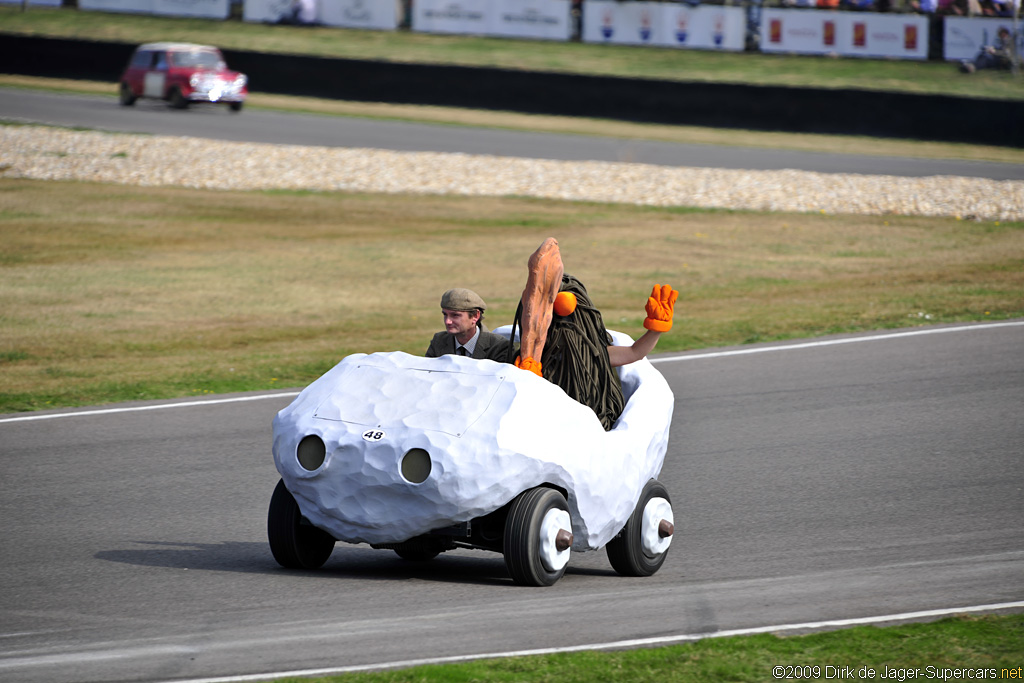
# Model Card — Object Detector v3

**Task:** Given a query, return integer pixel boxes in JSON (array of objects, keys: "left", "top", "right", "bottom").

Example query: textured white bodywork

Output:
[{"left": 272, "top": 330, "right": 673, "bottom": 551}]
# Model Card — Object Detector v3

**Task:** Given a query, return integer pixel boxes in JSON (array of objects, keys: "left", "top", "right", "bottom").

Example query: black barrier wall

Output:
[{"left": 2, "top": 33, "right": 1021, "bottom": 147}]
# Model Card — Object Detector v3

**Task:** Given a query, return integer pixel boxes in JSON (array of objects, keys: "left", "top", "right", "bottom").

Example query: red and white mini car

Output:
[{"left": 118, "top": 42, "right": 248, "bottom": 112}]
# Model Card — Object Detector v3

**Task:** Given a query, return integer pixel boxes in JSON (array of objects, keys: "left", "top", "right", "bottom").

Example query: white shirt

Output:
[{"left": 456, "top": 326, "right": 481, "bottom": 357}]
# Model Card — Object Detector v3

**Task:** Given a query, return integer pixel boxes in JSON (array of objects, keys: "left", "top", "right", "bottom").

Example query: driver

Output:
[{"left": 425, "top": 288, "right": 512, "bottom": 361}]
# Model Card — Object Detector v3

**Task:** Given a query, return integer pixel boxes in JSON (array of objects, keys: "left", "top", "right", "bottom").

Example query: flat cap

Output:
[{"left": 440, "top": 288, "right": 486, "bottom": 311}]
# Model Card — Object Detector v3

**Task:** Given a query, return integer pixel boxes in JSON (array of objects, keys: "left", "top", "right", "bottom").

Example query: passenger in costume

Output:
[{"left": 511, "top": 238, "right": 678, "bottom": 430}]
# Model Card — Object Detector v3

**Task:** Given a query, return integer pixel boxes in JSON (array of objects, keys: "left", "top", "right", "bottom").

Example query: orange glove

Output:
[
  {"left": 515, "top": 355, "right": 543, "bottom": 377},
  {"left": 643, "top": 284, "right": 678, "bottom": 332}
]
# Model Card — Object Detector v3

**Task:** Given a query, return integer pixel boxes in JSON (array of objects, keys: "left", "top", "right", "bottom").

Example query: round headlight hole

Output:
[
  {"left": 297, "top": 435, "right": 326, "bottom": 471},
  {"left": 401, "top": 448, "right": 431, "bottom": 484}
]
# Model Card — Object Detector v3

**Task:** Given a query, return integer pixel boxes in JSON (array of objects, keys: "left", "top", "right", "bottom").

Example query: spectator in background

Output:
[
  {"left": 959, "top": 27, "right": 1014, "bottom": 72},
  {"left": 937, "top": 0, "right": 966, "bottom": 15},
  {"left": 988, "top": 0, "right": 1014, "bottom": 15}
]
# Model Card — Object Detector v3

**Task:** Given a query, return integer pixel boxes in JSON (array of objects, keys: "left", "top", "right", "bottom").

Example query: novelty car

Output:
[
  {"left": 268, "top": 328, "right": 675, "bottom": 586},
  {"left": 118, "top": 42, "right": 248, "bottom": 112}
]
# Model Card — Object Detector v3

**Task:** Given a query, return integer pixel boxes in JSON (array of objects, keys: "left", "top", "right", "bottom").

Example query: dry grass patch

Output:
[{"left": 1, "top": 179, "right": 1021, "bottom": 411}]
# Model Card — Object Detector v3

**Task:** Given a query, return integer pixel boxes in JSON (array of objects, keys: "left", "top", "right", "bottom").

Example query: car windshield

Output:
[{"left": 170, "top": 50, "right": 224, "bottom": 69}]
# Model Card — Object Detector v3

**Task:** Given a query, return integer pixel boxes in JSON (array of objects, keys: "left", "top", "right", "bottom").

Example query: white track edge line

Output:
[
  {"left": 650, "top": 320, "right": 1024, "bottom": 364},
  {"left": 163, "top": 600, "right": 1024, "bottom": 683},
  {"left": 3, "top": 321, "right": 1020, "bottom": 424},
  {"left": 0, "top": 392, "right": 300, "bottom": 424}
]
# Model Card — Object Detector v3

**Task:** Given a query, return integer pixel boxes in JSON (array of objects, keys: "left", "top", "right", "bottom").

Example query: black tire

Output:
[
  {"left": 503, "top": 487, "right": 572, "bottom": 587},
  {"left": 118, "top": 82, "right": 136, "bottom": 107},
  {"left": 169, "top": 87, "right": 189, "bottom": 109},
  {"left": 229, "top": 101, "right": 243, "bottom": 113},
  {"left": 606, "top": 479, "right": 673, "bottom": 577},
  {"left": 267, "top": 479, "right": 335, "bottom": 569}
]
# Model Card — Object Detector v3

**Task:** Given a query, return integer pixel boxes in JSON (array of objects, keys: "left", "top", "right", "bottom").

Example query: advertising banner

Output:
[
  {"left": 412, "top": 0, "right": 488, "bottom": 35},
  {"left": 79, "top": 0, "right": 153, "bottom": 12},
  {"left": 79, "top": 0, "right": 226, "bottom": 17},
  {"left": 412, "top": 0, "right": 570, "bottom": 41},
  {"left": 490, "top": 0, "right": 572, "bottom": 41},
  {"left": 660, "top": 3, "right": 746, "bottom": 51},
  {"left": 582, "top": 0, "right": 664, "bottom": 45},
  {"left": 842, "top": 13, "right": 928, "bottom": 59},
  {"left": 244, "top": 0, "right": 317, "bottom": 24},
  {"left": 943, "top": 16, "right": 1021, "bottom": 61},
  {"left": 761, "top": 8, "right": 831, "bottom": 54},
  {"left": 153, "top": 0, "right": 229, "bottom": 18},
  {"left": 582, "top": 0, "right": 745, "bottom": 51},
  {"left": 0, "top": 0, "right": 61, "bottom": 6},
  {"left": 320, "top": 0, "right": 398, "bottom": 30},
  {"left": 761, "top": 9, "right": 927, "bottom": 60}
]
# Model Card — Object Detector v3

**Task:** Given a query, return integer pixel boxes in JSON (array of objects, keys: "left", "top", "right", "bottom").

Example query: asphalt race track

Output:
[
  {"left": 1, "top": 89, "right": 1023, "bottom": 681},
  {"left": 1, "top": 323, "right": 1022, "bottom": 683},
  {"left": 3, "top": 88, "right": 1024, "bottom": 181}
]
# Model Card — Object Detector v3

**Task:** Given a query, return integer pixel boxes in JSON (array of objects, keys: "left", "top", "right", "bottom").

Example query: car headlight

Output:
[
  {"left": 190, "top": 74, "right": 200, "bottom": 88},
  {"left": 296, "top": 434, "right": 326, "bottom": 471},
  {"left": 401, "top": 448, "right": 431, "bottom": 484},
  {"left": 235, "top": 74, "right": 248, "bottom": 88}
]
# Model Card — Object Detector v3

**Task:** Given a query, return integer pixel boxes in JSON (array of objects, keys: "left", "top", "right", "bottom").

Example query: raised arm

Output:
[{"left": 607, "top": 284, "right": 678, "bottom": 368}]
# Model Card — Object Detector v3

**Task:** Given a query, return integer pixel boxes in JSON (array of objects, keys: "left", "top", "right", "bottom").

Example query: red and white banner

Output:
[
  {"left": 761, "top": 9, "right": 928, "bottom": 60},
  {"left": 582, "top": 0, "right": 746, "bottom": 52}
]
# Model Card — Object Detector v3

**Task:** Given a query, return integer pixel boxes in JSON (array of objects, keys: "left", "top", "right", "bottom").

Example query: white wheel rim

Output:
[
  {"left": 641, "top": 497, "right": 673, "bottom": 557},
  {"left": 539, "top": 507, "right": 572, "bottom": 572}
]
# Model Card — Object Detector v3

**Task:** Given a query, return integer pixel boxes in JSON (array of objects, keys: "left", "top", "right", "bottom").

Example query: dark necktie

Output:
[{"left": 456, "top": 347, "right": 468, "bottom": 356}]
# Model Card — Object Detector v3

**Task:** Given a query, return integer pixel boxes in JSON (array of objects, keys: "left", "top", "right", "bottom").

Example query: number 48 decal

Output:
[{"left": 362, "top": 429, "right": 386, "bottom": 442}]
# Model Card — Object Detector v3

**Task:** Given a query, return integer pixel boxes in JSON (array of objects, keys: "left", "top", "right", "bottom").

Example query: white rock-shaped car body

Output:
[{"left": 272, "top": 330, "right": 673, "bottom": 582}]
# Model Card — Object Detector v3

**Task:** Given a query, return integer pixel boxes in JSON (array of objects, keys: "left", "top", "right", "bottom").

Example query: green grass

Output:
[
  {"left": 2, "top": 5, "right": 1024, "bottom": 101},
  {"left": 2, "top": 178, "right": 1022, "bottom": 413},
  {"left": 255, "top": 613, "right": 1024, "bottom": 682}
]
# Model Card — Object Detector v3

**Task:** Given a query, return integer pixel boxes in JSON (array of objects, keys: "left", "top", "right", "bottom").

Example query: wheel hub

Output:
[
  {"left": 539, "top": 507, "right": 572, "bottom": 572},
  {"left": 641, "top": 497, "right": 674, "bottom": 557}
]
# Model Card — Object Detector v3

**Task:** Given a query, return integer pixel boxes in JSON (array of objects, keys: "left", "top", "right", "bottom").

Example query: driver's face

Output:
[{"left": 442, "top": 308, "right": 479, "bottom": 340}]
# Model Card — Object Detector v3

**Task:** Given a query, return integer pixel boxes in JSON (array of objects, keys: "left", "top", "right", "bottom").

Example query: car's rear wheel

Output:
[
  {"left": 606, "top": 479, "right": 673, "bottom": 577},
  {"left": 169, "top": 87, "right": 189, "bottom": 109},
  {"left": 267, "top": 479, "right": 335, "bottom": 569},
  {"left": 118, "top": 82, "right": 136, "bottom": 107},
  {"left": 229, "top": 101, "right": 243, "bottom": 113},
  {"left": 503, "top": 487, "right": 572, "bottom": 586}
]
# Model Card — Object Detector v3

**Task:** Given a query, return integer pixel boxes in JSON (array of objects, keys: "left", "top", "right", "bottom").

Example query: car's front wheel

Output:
[
  {"left": 503, "top": 487, "right": 573, "bottom": 586},
  {"left": 229, "top": 101, "right": 243, "bottom": 113},
  {"left": 118, "top": 82, "right": 136, "bottom": 107},
  {"left": 267, "top": 479, "right": 335, "bottom": 569},
  {"left": 605, "top": 479, "right": 674, "bottom": 577}
]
